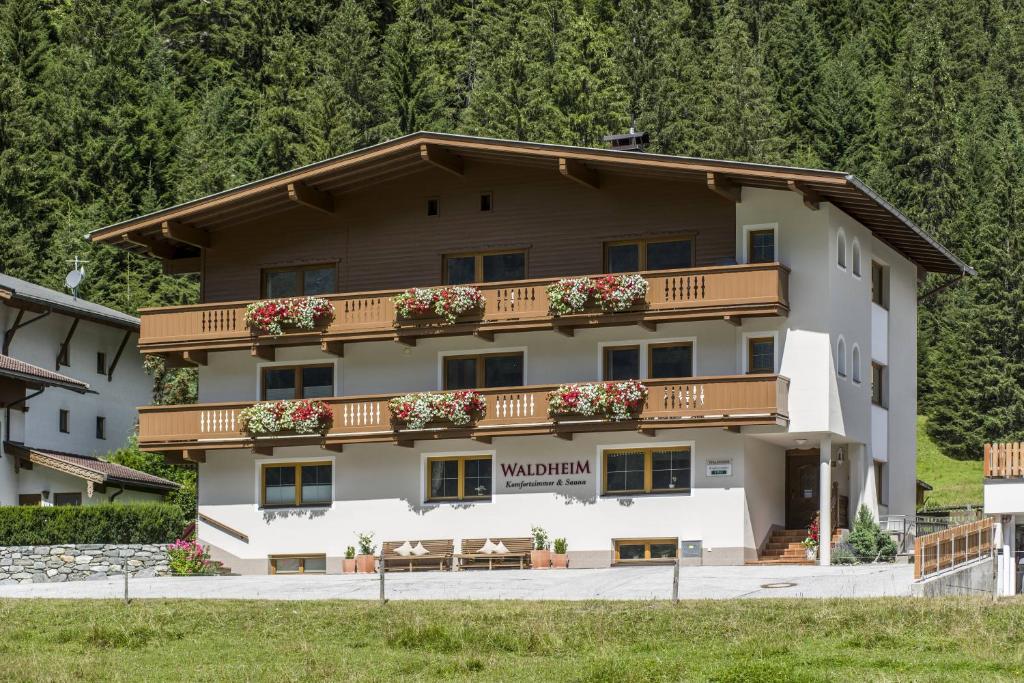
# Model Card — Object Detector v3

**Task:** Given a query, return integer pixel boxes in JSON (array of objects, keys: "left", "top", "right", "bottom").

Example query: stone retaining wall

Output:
[{"left": 0, "top": 544, "right": 170, "bottom": 584}]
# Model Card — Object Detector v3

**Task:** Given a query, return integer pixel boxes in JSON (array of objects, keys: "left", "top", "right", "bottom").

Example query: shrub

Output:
[
  {"left": 848, "top": 505, "right": 898, "bottom": 563},
  {"left": 345, "top": 546, "right": 356, "bottom": 560},
  {"left": 831, "top": 542, "right": 858, "bottom": 565},
  {"left": 553, "top": 538, "right": 568, "bottom": 554},
  {"left": 357, "top": 532, "right": 376, "bottom": 555},
  {"left": 167, "top": 538, "right": 216, "bottom": 575},
  {"left": 531, "top": 526, "right": 549, "bottom": 551},
  {"left": 0, "top": 503, "right": 185, "bottom": 546}
]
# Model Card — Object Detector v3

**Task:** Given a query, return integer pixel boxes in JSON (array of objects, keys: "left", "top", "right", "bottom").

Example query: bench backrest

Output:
[
  {"left": 382, "top": 539, "right": 454, "bottom": 556},
  {"left": 461, "top": 537, "right": 534, "bottom": 554}
]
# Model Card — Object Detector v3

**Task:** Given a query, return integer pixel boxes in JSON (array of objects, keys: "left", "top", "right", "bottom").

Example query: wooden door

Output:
[{"left": 785, "top": 451, "right": 819, "bottom": 530}]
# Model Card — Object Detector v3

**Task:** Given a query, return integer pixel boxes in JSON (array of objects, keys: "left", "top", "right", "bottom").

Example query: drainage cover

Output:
[{"left": 760, "top": 582, "right": 798, "bottom": 589}]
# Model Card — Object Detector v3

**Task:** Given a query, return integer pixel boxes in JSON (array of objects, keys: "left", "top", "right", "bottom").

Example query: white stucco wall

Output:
[{"left": 984, "top": 481, "right": 1024, "bottom": 515}]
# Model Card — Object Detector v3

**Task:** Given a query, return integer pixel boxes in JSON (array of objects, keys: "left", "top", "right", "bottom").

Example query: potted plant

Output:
[
  {"left": 802, "top": 516, "right": 820, "bottom": 560},
  {"left": 548, "top": 380, "right": 648, "bottom": 422},
  {"left": 546, "top": 274, "right": 648, "bottom": 316},
  {"left": 238, "top": 399, "right": 333, "bottom": 437},
  {"left": 551, "top": 537, "right": 569, "bottom": 569},
  {"left": 244, "top": 296, "right": 335, "bottom": 336},
  {"left": 388, "top": 390, "right": 486, "bottom": 430},
  {"left": 342, "top": 546, "right": 356, "bottom": 574},
  {"left": 393, "top": 286, "right": 485, "bottom": 324},
  {"left": 530, "top": 526, "right": 551, "bottom": 569},
  {"left": 355, "top": 532, "right": 376, "bottom": 573}
]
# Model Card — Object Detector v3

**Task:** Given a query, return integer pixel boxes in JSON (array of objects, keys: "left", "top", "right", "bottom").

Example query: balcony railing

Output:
[
  {"left": 138, "top": 263, "right": 789, "bottom": 356},
  {"left": 138, "top": 374, "right": 789, "bottom": 453},
  {"left": 984, "top": 442, "right": 1024, "bottom": 478}
]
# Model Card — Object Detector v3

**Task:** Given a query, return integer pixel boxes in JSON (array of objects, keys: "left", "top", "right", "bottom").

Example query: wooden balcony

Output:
[
  {"left": 139, "top": 263, "right": 789, "bottom": 359},
  {"left": 139, "top": 374, "right": 790, "bottom": 455},
  {"left": 984, "top": 442, "right": 1024, "bottom": 478}
]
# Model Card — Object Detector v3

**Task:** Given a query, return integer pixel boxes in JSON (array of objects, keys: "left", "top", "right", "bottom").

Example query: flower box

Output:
[
  {"left": 388, "top": 390, "right": 486, "bottom": 430},
  {"left": 238, "top": 399, "right": 333, "bottom": 437},
  {"left": 244, "top": 297, "right": 335, "bottom": 337},
  {"left": 546, "top": 274, "right": 648, "bottom": 316},
  {"left": 393, "top": 286, "right": 485, "bottom": 325},
  {"left": 548, "top": 380, "right": 648, "bottom": 421}
]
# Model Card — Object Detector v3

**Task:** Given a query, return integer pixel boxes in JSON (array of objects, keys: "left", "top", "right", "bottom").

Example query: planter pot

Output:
[
  {"left": 551, "top": 553, "right": 569, "bottom": 569},
  {"left": 530, "top": 549, "right": 551, "bottom": 569},
  {"left": 805, "top": 546, "right": 818, "bottom": 561},
  {"left": 342, "top": 559, "right": 357, "bottom": 574},
  {"left": 355, "top": 554, "right": 376, "bottom": 574}
]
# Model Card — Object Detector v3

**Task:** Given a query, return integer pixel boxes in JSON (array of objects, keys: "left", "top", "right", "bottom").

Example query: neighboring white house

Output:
[
  {"left": 984, "top": 442, "right": 1024, "bottom": 595},
  {"left": 86, "top": 132, "right": 971, "bottom": 574},
  {"left": 0, "top": 274, "right": 178, "bottom": 505}
]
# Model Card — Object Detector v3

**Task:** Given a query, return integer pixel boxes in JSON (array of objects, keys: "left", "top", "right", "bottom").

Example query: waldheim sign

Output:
[{"left": 500, "top": 460, "right": 591, "bottom": 491}]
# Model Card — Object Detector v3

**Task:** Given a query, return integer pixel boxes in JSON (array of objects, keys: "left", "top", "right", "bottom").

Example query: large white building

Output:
[
  {"left": 87, "top": 133, "right": 970, "bottom": 574},
  {"left": 0, "top": 274, "right": 178, "bottom": 505}
]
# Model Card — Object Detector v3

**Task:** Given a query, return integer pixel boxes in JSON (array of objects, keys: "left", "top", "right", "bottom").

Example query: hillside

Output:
[{"left": 916, "top": 416, "right": 983, "bottom": 509}]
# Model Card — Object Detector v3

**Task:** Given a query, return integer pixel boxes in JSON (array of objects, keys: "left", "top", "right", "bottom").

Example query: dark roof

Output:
[
  {"left": 86, "top": 131, "right": 971, "bottom": 275},
  {"left": 0, "top": 354, "right": 90, "bottom": 393},
  {"left": 0, "top": 272, "right": 139, "bottom": 331},
  {"left": 5, "top": 442, "right": 180, "bottom": 493},
  {"left": 916, "top": 479, "right": 934, "bottom": 491}
]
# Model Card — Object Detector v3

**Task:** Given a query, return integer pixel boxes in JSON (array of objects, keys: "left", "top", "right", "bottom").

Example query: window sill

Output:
[
  {"left": 259, "top": 503, "right": 332, "bottom": 511},
  {"left": 424, "top": 498, "right": 493, "bottom": 505},
  {"left": 601, "top": 490, "right": 691, "bottom": 498}
]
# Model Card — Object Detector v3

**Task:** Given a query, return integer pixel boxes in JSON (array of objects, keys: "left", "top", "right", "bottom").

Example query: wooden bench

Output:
[
  {"left": 454, "top": 537, "right": 534, "bottom": 570},
  {"left": 380, "top": 539, "right": 454, "bottom": 572}
]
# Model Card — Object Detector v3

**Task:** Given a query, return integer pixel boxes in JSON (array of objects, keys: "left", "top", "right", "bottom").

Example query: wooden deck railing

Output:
[
  {"left": 984, "top": 442, "right": 1024, "bottom": 478},
  {"left": 138, "top": 263, "right": 789, "bottom": 355},
  {"left": 913, "top": 518, "right": 994, "bottom": 580},
  {"left": 138, "top": 374, "right": 789, "bottom": 451}
]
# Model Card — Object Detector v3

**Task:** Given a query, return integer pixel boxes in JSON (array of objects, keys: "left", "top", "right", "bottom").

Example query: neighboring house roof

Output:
[
  {"left": 0, "top": 272, "right": 139, "bottom": 331},
  {"left": 85, "top": 131, "right": 972, "bottom": 275},
  {"left": 4, "top": 442, "right": 180, "bottom": 493},
  {"left": 0, "top": 354, "right": 90, "bottom": 393},
  {"left": 916, "top": 479, "right": 934, "bottom": 491}
]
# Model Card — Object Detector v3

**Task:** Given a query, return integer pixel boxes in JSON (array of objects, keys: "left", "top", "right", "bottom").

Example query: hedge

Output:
[{"left": 0, "top": 503, "right": 186, "bottom": 546}]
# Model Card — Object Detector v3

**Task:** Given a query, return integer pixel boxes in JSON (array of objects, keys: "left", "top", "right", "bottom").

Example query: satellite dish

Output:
[{"left": 65, "top": 269, "right": 84, "bottom": 290}]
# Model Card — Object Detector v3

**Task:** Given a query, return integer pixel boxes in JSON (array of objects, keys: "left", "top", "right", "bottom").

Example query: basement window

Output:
[
  {"left": 427, "top": 198, "right": 440, "bottom": 216},
  {"left": 269, "top": 555, "right": 327, "bottom": 574},
  {"left": 614, "top": 538, "right": 679, "bottom": 563}
]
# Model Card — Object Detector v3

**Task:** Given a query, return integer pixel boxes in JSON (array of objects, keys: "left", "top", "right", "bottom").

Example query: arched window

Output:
[
  {"left": 837, "top": 230, "right": 847, "bottom": 269},
  {"left": 851, "top": 345, "right": 862, "bottom": 383},
  {"left": 836, "top": 337, "right": 847, "bottom": 378},
  {"left": 851, "top": 239, "right": 861, "bottom": 277}
]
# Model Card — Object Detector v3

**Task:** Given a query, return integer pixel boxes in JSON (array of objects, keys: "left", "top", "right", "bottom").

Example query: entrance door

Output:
[{"left": 785, "top": 450, "right": 819, "bottom": 530}]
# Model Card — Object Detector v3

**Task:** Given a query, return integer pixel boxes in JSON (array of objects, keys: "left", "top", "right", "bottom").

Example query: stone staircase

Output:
[{"left": 748, "top": 528, "right": 845, "bottom": 565}]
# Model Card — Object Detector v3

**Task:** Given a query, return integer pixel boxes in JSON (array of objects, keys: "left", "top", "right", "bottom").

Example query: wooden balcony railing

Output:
[
  {"left": 138, "top": 263, "right": 789, "bottom": 356},
  {"left": 913, "top": 518, "right": 994, "bottom": 580},
  {"left": 139, "top": 374, "right": 789, "bottom": 453},
  {"left": 984, "top": 442, "right": 1024, "bottom": 478}
]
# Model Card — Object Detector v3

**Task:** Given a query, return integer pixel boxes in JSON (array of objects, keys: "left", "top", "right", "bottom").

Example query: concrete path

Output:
[{"left": 0, "top": 563, "right": 914, "bottom": 601}]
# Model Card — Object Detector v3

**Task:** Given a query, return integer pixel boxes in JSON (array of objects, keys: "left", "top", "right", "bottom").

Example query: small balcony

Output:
[
  {"left": 138, "top": 374, "right": 790, "bottom": 455},
  {"left": 138, "top": 263, "right": 789, "bottom": 360},
  {"left": 984, "top": 442, "right": 1024, "bottom": 478}
]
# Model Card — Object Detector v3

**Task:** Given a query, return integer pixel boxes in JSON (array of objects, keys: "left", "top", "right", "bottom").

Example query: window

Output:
[
  {"left": 871, "top": 261, "right": 887, "bottom": 309},
  {"left": 261, "top": 462, "right": 332, "bottom": 507},
  {"left": 851, "top": 345, "right": 862, "bottom": 383},
  {"left": 261, "top": 364, "right": 334, "bottom": 401},
  {"left": 262, "top": 264, "right": 336, "bottom": 298},
  {"left": 426, "top": 197, "right": 440, "bottom": 216},
  {"left": 851, "top": 239, "right": 861, "bottom": 277},
  {"left": 18, "top": 494, "right": 42, "bottom": 506},
  {"left": 603, "top": 447, "right": 691, "bottom": 495},
  {"left": 614, "top": 538, "right": 678, "bottom": 563},
  {"left": 748, "top": 229, "right": 776, "bottom": 264},
  {"left": 57, "top": 342, "right": 70, "bottom": 368},
  {"left": 649, "top": 343, "right": 693, "bottom": 379},
  {"left": 95, "top": 416, "right": 106, "bottom": 440},
  {"left": 96, "top": 352, "right": 107, "bottom": 375},
  {"left": 837, "top": 230, "right": 847, "bottom": 269},
  {"left": 269, "top": 555, "right": 327, "bottom": 574},
  {"left": 54, "top": 492, "right": 82, "bottom": 506},
  {"left": 871, "top": 363, "right": 887, "bottom": 408},
  {"left": 480, "top": 193, "right": 492, "bottom": 212},
  {"left": 443, "top": 353, "right": 524, "bottom": 389},
  {"left": 59, "top": 409, "right": 69, "bottom": 434},
  {"left": 875, "top": 462, "right": 886, "bottom": 505},
  {"left": 443, "top": 250, "right": 526, "bottom": 285},
  {"left": 603, "top": 346, "right": 640, "bottom": 381},
  {"left": 747, "top": 337, "right": 775, "bottom": 374},
  {"left": 836, "top": 338, "right": 847, "bottom": 378},
  {"left": 605, "top": 236, "right": 694, "bottom": 272},
  {"left": 426, "top": 455, "right": 492, "bottom": 502}
]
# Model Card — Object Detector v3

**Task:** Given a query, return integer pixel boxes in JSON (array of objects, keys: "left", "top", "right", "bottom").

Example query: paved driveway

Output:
[{"left": 0, "top": 563, "right": 914, "bottom": 601}]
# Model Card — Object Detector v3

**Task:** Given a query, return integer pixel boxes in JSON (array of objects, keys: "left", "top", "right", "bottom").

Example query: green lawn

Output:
[
  {"left": 917, "top": 416, "right": 984, "bottom": 509},
  {"left": 0, "top": 598, "right": 1022, "bottom": 681}
]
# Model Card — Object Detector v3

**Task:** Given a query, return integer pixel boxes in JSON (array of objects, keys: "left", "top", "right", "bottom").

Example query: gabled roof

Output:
[
  {"left": 86, "top": 131, "right": 972, "bottom": 275},
  {"left": 4, "top": 442, "right": 180, "bottom": 493},
  {"left": 0, "top": 354, "right": 90, "bottom": 393},
  {"left": 0, "top": 273, "right": 139, "bottom": 331}
]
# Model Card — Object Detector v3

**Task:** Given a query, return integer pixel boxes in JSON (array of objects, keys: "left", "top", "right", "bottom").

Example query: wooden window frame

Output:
[
  {"left": 602, "top": 447, "right": 692, "bottom": 496},
  {"left": 260, "top": 364, "right": 335, "bottom": 401},
  {"left": 53, "top": 492, "right": 82, "bottom": 506},
  {"left": 260, "top": 263, "right": 337, "bottom": 298},
  {"left": 96, "top": 352, "right": 107, "bottom": 375},
  {"left": 602, "top": 345, "right": 641, "bottom": 381},
  {"left": 18, "top": 494, "right": 42, "bottom": 506},
  {"left": 442, "top": 352, "right": 525, "bottom": 390},
  {"left": 425, "top": 455, "right": 493, "bottom": 503},
  {"left": 442, "top": 249, "right": 528, "bottom": 284},
  {"left": 747, "top": 228, "right": 776, "bottom": 264},
  {"left": 613, "top": 537, "right": 679, "bottom": 563},
  {"left": 647, "top": 342, "right": 694, "bottom": 379},
  {"left": 871, "top": 362, "right": 887, "bottom": 408},
  {"left": 746, "top": 336, "right": 775, "bottom": 375},
  {"left": 95, "top": 416, "right": 106, "bottom": 440},
  {"left": 603, "top": 234, "right": 696, "bottom": 272},
  {"left": 268, "top": 554, "right": 327, "bottom": 575},
  {"left": 260, "top": 461, "right": 333, "bottom": 508},
  {"left": 59, "top": 409, "right": 69, "bottom": 434}
]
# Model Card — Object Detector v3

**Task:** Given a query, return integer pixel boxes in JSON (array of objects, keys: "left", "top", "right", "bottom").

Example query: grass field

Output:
[
  {"left": 916, "top": 416, "right": 984, "bottom": 508},
  {"left": 0, "top": 598, "right": 1022, "bottom": 681}
]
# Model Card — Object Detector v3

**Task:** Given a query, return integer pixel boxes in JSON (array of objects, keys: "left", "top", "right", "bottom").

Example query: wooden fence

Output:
[
  {"left": 984, "top": 442, "right": 1024, "bottom": 478},
  {"left": 913, "top": 517, "right": 994, "bottom": 580}
]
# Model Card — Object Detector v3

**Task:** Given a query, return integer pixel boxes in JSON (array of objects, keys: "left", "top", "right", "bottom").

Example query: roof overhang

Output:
[
  {"left": 0, "top": 356, "right": 90, "bottom": 393},
  {"left": 4, "top": 442, "right": 180, "bottom": 494},
  {"left": 0, "top": 284, "right": 139, "bottom": 332},
  {"left": 86, "top": 132, "right": 973, "bottom": 276}
]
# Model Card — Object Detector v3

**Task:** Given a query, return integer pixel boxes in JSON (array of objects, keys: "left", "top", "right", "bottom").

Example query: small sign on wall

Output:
[{"left": 706, "top": 459, "right": 732, "bottom": 477}]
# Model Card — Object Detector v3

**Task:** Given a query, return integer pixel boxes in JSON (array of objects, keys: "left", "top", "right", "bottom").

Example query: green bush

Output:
[
  {"left": 831, "top": 543, "right": 858, "bottom": 565},
  {"left": 848, "top": 505, "right": 898, "bottom": 563},
  {"left": 0, "top": 503, "right": 185, "bottom": 546}
]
